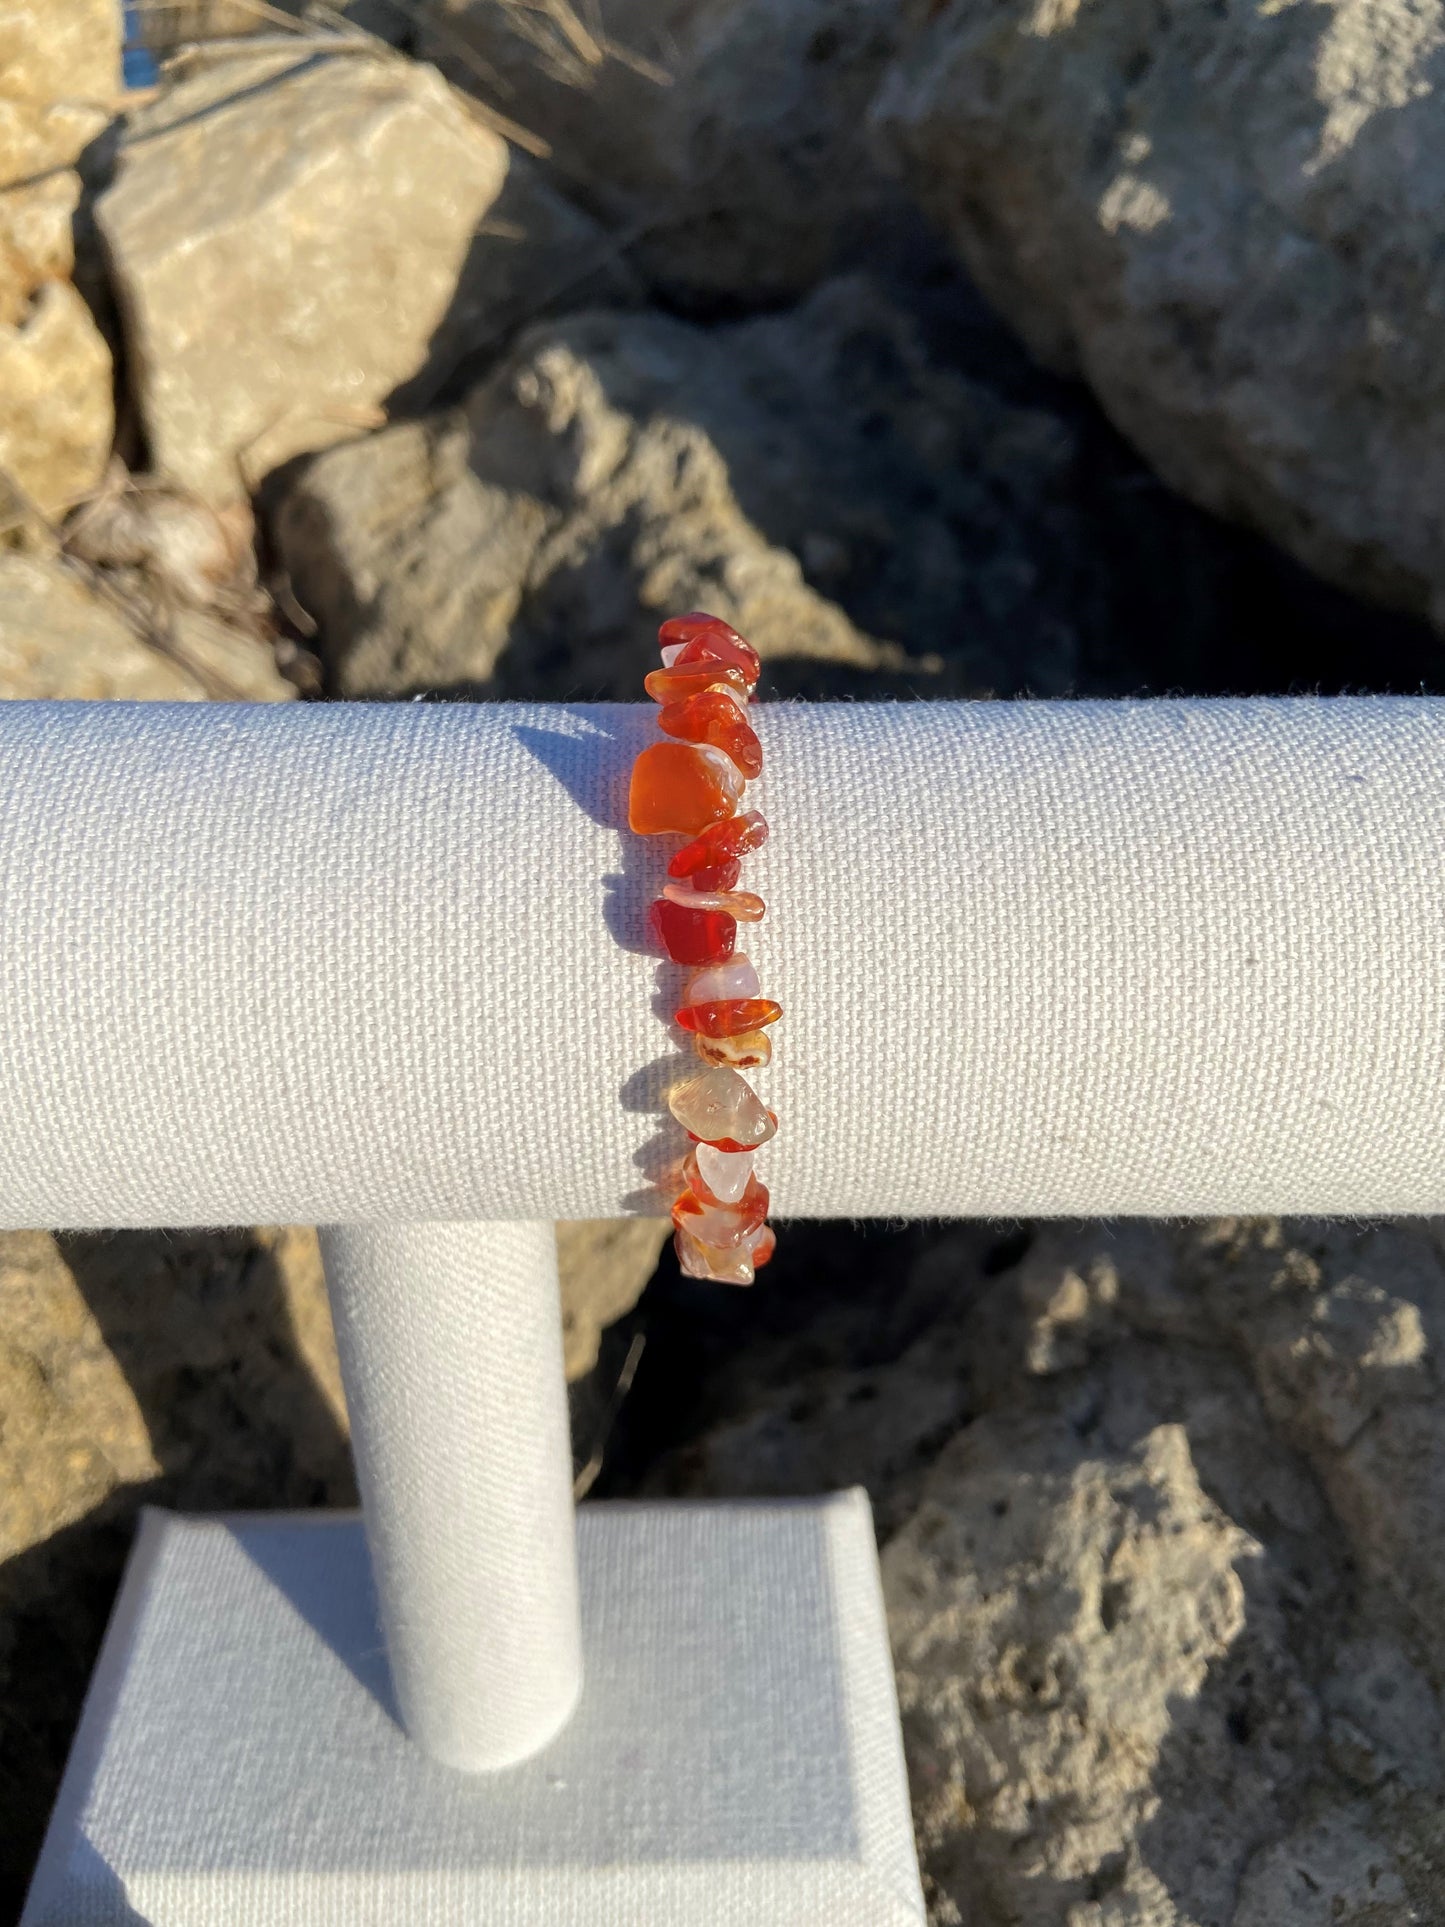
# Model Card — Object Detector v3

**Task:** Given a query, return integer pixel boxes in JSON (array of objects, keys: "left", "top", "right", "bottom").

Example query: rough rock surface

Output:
[
  {"left": 0, "top": 9, "right": 116, "bottom": 517},
  {"left": 0, "top": 283, "right": 113, "bottom": 519},
  {"left": 132, "top": 0, "right": 407, "bottom": 49},
  {"left": 273, "top": 276, "right": 1162, "bottom": 699},
  {"left": 873, "top": 0, "right": 1445, "bottom": 622},
  {"left": 600, "top": 1215, "right": 1445, "bottom": 1922},
  {"left": 0, "top": 0, "right": 121, "bottom": 105},
  {"left": 96, "top": 48, "right": 510, "bottom": 501},
  {"left": 422, "top": 0, "right": 906, "bottom": 306},
  {"left": 0, "top": 96, "right": 110, "bottom": 319},
  {"left": 888, "top": 1420, "right": 1314, "bottom": 1926},
  {"left": 274, "top": 267, "right": 1434, "bottom": 707},
  {"left": 0, "top": 553, "right": 291, "bottom": 700}
]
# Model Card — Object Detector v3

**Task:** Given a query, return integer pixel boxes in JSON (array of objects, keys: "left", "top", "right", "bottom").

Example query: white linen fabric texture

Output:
[
  {"left": 0, "top": 693, "right": 1442, "bottom": 1225},
  {"left": 318, "top": 1221, "right": 581, "bottom": 1772},
  {"left": 22, "top": 1498, "right": 925, "bottom": 1926}
]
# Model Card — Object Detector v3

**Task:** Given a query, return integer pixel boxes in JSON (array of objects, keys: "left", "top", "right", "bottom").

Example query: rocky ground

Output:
[{"left": 4, "top": 0, "right": 1445, "bottom": 1921}]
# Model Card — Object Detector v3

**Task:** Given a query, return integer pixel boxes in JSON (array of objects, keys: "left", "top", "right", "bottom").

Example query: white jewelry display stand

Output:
[{"left": 13, "top": 696, "right": 1445, "bottom": 1924}]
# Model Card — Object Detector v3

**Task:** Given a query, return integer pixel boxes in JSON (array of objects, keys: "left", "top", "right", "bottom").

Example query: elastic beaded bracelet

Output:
[{"left": 627, "top": 612, "right": 779, "bottom": 1286}]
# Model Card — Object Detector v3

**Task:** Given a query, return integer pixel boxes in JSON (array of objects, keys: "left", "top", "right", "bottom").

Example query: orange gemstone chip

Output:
[
  {"left": 659, "top": 613, "right": 762, "bottom": 684},
  {"left": 674, "top": 998, "right": 783, "bottom": 1038},
  {"left": 668, "top": 811, "right": 769, "bottom": 878},
  {"left": 693, "top": 1029, "right": 771, "bottom": 1069},
  {"left": 628, "top": 740, "right": 745, "bottom": 835},
  {"left": 661, "top": 882, "right": 765, "bottom": 921},
  {"left": 657, "top": 690, "right": 763, "bottom": 778},
  {"left": 672, "top": 1171, "right": 770, "bottom": 1249},
  {"left": 674, "top": 1226, "right": 756, "bottom": 1286},
  {"left": 644, "top": 662, "right": 750, "bottom": 707}
]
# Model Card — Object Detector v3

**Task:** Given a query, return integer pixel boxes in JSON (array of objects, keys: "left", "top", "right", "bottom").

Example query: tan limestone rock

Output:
[
  {"left": 0, "top": 41, "right": 116, "bottom": 520},
  {"left": 0, "top": 281, "right": 113, "bottom": 519},
  {"left": 96, "top": 49, "right": 510, "bottom": 501},
  {"left": 0, "top": 0, "right": 122, "bottom": 106},
  {"left": 0, "top": 552, "right": 289, "bottom": 700}
]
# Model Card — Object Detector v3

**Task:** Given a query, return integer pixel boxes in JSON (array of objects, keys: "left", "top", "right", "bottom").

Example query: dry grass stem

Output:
[{"left": 572, "top": 1330, "right": 646, "bottom": 1501}]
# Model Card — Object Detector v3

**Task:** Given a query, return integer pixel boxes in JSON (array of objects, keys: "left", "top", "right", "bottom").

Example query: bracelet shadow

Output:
[{"left": 512, "top": 705, "right": 692, "bottom": 1216}]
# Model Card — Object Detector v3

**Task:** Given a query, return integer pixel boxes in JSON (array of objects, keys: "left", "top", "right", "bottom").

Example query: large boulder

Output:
[
  {"left": 271, "top": 277, "right": 1144, "bottom": 699},
  {"left": 886, "top": 1421, "right": 1315, "bottom": 1925},
  {"left": 96, "top": 48, "right": 511, "bottom": 501},
  {"left": 873, "top": 0, "right": 1445, "bottom": 621},
  {"left": 421, "top": 0, "right": 906, "bottom": 306}
]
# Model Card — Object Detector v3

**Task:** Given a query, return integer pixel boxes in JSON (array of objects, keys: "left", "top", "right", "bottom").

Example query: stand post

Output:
[{"left": 317, "top": 1220, "right": 582, "bottom": 1769}]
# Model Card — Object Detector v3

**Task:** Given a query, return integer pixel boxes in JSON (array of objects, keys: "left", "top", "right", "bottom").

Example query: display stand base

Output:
[{"left": 22, "top": 1495, "right": 925, "bottom": 1925}]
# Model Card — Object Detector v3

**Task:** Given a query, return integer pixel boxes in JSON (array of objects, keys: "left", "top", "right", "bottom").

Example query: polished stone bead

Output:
[
  {"left": 674, "top": 997, "right": 782, "bottom": 1038},
  {"left": 686, "top": 858, "right": 741, "bottom": 892},
  {"left": 661, "top": 881, "right": 765, "bottom": 921},
  {"left": 650, "top": 898, "right": 736, "bottom": 966},
  {"left": 684, "top": 954, "right": 760, "bottom": 1006},
  {"left": 668, "top": 811, "right": 769, "bottom": 878},
  {"left": 657, "top": 690, "right": 763, "bottom": 779},
  {"left": 672, "top": 1171, "right": 770, "bottom": 1249},
  {"left": 694, "top": 1028, "right": 772, "bottom": 1069},
  {"left": 667, "top": 1067, "right": 776, "bottom": 1149},
  {"left": 746, "top": 1224, "right": 776, "bottom": 1269},
  {"left": 674, "top": 1225, "right": 755, "bottom": 1286},
  {"left": 691, "top": 1142, "right": 754, "bottom": 1204},
  {"left": 628, "top": 740, "right": 745, "bottom": 835},
  {"left": 685, "top": 1109, "right": 774, "bottom": 1148},
  {"left": 643, "top": 662, "right": 750, "bottom": 706},
  {"left": 657, "top": 612, "right": 762, "bottom": 687}
]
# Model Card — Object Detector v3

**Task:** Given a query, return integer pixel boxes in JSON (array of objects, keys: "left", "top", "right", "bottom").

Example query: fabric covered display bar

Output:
[{"left": 1, "top": 695, "right": 1442, "bottom": 1227}]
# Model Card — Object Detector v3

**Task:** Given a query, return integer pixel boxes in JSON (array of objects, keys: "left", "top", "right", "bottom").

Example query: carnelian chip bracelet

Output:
[{"left": 627, "top": 612, "right": 779, "bottom": 1286}]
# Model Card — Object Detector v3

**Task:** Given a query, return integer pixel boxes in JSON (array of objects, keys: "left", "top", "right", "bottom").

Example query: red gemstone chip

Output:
[
  {"left": 667, "top": 810, "right": 769, "bottom": 878},
  {"left": 650, "top": 898, "right": 737, "bottom": 966}
]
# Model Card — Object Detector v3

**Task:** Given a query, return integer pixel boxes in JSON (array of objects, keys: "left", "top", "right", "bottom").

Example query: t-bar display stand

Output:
[{"left": 15, "top": 696, "right": 1445, "bottom": 1924}]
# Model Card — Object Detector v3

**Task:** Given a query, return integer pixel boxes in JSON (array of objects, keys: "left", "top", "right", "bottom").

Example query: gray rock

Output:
[
  {"left": 1232, "top": 1808, "right": 1410, "bottom": 1925},
  {"left": 1323, "top": 1639, "right": 1440, "bottom": 1792},
  {"left": 388, "top": 150, "right": 641, "bottom": 414},
  {"left": 273, "top": 277, "right": 1122, "bottom": 699},
  {"left": 97, "top": 47, "right": 510, "bottom": 501},
  {"left": 872, "top": 0, "right": 1445, "bottom": 621},
  {"left": 421, "top": 0, "right": 906, "bottom": 306}
]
